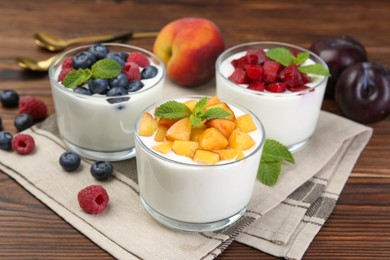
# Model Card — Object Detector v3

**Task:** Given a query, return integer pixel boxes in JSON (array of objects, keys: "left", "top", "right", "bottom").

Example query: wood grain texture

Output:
[{"left": 0, "top": 0, "right": 389, "bottom": 259}]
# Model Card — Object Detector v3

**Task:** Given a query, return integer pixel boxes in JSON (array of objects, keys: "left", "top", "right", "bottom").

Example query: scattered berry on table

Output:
[
  {"left": 77, "top": 184, "right": 109, "bottom": 214},
  {"left": 127, "top": 51, "right": 150, "bottom": 67},
  {"left": 0, "top": 89, "right": 19, "bottom": 108},
  {"left": 14, "top": 113, "right": 34, "bottom": 132},
  {"left": 141, "top": 65, "right": 158, "bottom": 79},
  {"left": 18, "top": 96, "right": 48, "bottom": 121},
  {"left": 11, "top": 134, "right": 35, "bottom": 155},
  {"left": 0, "top": 131, "right": 13, "bottom": 151},
  {"left": 72, "top": 51, "right": 96, "bottom": 69},
  {"left": 59, "top": 151, "right": 81, "bottom": 172},
  {"left": 90, "top": 161, "right": 113, "bottom": 181},
  {"left": 89, "top": 44, "right": 109, "bottom": 60}
]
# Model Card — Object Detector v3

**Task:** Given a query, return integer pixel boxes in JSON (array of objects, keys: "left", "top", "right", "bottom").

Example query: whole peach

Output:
[{"left": 153, "top": 17, "right": 225, "bottom": 87}]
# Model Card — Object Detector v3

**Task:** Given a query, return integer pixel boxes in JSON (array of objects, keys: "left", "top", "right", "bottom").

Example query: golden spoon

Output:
[
  {"left": 34, "top": 31, "right": 158, "bottom": 52},
  {"left": 16, "top": 55, "right": 58, "bottom": 72}
]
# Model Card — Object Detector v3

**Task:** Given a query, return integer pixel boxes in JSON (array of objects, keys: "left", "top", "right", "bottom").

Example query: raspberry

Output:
[
  {"left": 228, "top": 68, "right": 248, "bottom": 84},
  {"left": 123, "top": 62, "right": 141, "bottom": 81},
  {"left": 62, "top": 57, "right": 74, "bottom": 69},
  {"left": 127, "top": 51, "right": 150, "bottom": 67},
  {"left": 11, "top": 134, "right": 35, "bottom": 155},
  {"left": 77, "top": 185, "right": 109, "bottom": 214},
  {"left": 18, "top": 96, "right": 48, "bottom": 121},
  {"left": 58, "top": 67, "right": 74, "bottom": 83}
]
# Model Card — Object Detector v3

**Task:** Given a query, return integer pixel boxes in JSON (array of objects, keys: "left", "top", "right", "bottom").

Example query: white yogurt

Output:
[
  {"left": 216, "top": 42, "right": 328, "bottom": 152},
  {"left": 49, "top": 43, "right": 165, "bottom": 161},
  {"left": 134, "top": 97, "right": 265, "bottom": 231}
]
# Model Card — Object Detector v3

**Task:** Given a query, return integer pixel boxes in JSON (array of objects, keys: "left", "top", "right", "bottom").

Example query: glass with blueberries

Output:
[{"left": 49, "top": 43, "right": 166, "bottom": 161}]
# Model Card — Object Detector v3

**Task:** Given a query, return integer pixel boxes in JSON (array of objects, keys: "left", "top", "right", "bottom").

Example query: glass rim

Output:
[
  {"left": 216, "top": 41, "right": 329, "bottom": 97},
  {"left": 48, "top": 43, "right": 166, "bottom": 99},
  {"left": 134, "top": 95, "right": 266, "bottom": 168}
]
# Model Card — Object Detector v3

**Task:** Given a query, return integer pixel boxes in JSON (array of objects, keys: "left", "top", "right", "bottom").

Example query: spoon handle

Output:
[{"left": 66, "top": 31, "right": 159, "bottom": 45}]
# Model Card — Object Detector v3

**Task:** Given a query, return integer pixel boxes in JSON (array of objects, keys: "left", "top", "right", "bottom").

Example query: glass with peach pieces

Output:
[
  {"left": 216, "top": 42, "right": 330, "bottom": 152},
  {"left": 134, "top": 96, "right": 265, "bottom": 232}
]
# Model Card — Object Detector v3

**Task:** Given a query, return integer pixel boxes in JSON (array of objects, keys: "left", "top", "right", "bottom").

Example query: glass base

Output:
[
  {"left": 62, "top": 138, "right": 136, "bottom": 161},
  {"left": 287, "top": 138, "right": 310, "bottom": 153},
  {"left": 140, "top": 196, "right": 246, "bottom": 232}
]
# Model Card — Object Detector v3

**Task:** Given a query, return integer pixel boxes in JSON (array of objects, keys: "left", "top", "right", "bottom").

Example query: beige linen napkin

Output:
[{"left": 0, "top": 79, "right": 372, "bottom": 259}]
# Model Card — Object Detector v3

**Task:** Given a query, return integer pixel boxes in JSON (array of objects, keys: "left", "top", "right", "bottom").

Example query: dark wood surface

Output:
[{"left": 0, "top": 0, "right": 389, "bottom": 259}]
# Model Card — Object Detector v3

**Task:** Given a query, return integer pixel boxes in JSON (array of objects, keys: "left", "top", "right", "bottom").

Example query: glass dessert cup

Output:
[
  {"left": 49, "top": 43, "right": 165, "bottom": 161},
  {"left": 134, "top": 96, "right": 266, "bottom": 232},
  {"left": 216, "top": 42, "right": 329, "bottom": 153}
]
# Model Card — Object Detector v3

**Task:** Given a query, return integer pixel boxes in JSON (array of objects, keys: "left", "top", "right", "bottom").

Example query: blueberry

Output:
[
  {"left": 90, "top": 161, "right": 113, "bottom": 181},
  {"left": 141, "top": 65, "right": 158, "bottom": 79},
  {"left": 59, "top": 151, "right": 81, "bottom": 172},
  {"left": 0, "top": 89, "right": 19, "bottom": 108},
  {"left": 88, "top": 44, "right": 109, "bottom": 60},
  {"left": 106, "top": 97, "right": 130, "bottom": 104},
  {"left": 106, "top": 87, "right": 128, "bottom": 97},
  {"left": 106, "top": 52, "right": 125, "bottom": 68},
  {"left": 72, "top": 51, "right": 96, "bottom": 69},
  {"left": 109, "top": 73, "right": 129, "bottom": 89},
  {"left": 14, "top": 113, "right": 34, "bottom": 132},
  {"left": 128, "top": 80, "right": 144, "bottom": 92},
  {"left": 88, "top": 78, "right": 109, "bottom": 94},
  {"left": 0, "top": 131, "right": 13, "bottom": 151},
  {"left": 119, "top": 52, "right": 129, "bottom": 61},
  {"left": 74, "top": 86, "right": 92, "bottom": 95}
]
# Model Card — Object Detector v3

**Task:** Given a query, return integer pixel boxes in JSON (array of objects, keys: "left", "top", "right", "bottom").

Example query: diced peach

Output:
[
  {"left": 184, "top": 99, "right": 198, "bottom": 111},
  {"left": 138, "top": 112, "right": 158, "bottom": 136},
  {"left": 154, "top": 124, "right": 169, "bottom": 142},
  {"left": 205, "top": 102, "right": 236, "bottom": 121},
  {"left": 158, "top": 117, "right": 179, "bottom": 127},
  {"left": 213, "top": 148, "right": 240, "bottom": 160},
  {"left": 190, "top": 123, "right": 207, "bottom": 142},
  {"left": 205, "top": 118, "right": 235, "bottom": 138},
  {"left": 152, "top": 141, "right": 173, "bottom": 154},
  {"left": 235, "top": 114, "right": 257, "bottom": 133},
  {"left": 228, "top": 129, "right": 255, "bottom": 150},
  {"left": 166, "top": 117, "right": 192, "bottom": 141},
  {"left": 193, "top": 149, "right": 220, "bottom": 165},
  {"left": 172, "top": 140, "right": 200, "bottom": 158},
  {"left": 205, "top": 96, "right": 221, "bottom": 107},
  {"left": 198, "top": 127, "right": 228, "bottom": 150},
  {"left": 236, "top": 151, "right": 245, "bottom": 160}
]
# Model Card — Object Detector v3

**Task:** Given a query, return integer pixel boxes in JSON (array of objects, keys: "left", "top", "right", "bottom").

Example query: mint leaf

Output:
[
  {"left": 261, "top": 139, "right": 295, "bottom": 163},
  {"left": 257, "top": 161, "right": 281, "bottom": 186},
  {"left": 299, "top": 64, "right": 330, "bottom": 76},
  {"left": 294, "top": 52, "right": 309, "bottom": 65},
  {"left": 190, "top": 114, "right": 203, "bottom": 127},
  {"left": 193, "top": 97, "right": 208, "bottom": 115},
  {"left": 266, "top": 47, "right": 295, "bottom": 67},
  {"left": 63, "top": 69, "right": 92, "bottom": 88},
  {"left": 201, "top": 107, "right": 231, "bottom": 121},
  {"left": 91, "top": 58, "right": 122, "bottom": 79},
  {"left": 155, "top": 100, "right": 192, "bottom": 120},
  {"left": 257, "top": 139, "right": 295, "bottom": 186}
]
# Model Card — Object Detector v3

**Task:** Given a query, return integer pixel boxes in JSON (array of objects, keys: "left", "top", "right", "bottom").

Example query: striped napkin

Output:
[{"left": 0, "top": 79, "right": 372, "bottom": 259}]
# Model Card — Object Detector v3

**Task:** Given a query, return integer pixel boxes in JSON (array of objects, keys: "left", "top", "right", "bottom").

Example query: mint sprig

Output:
[
  {"left": 266, "top": 47, "right": 330, "bottom": 76},
  {"left": 257, "top": 139, "right": 295, "bottom": 186},
  {"left": 63, "top": 58, "right": 122, "bottom": 88},
  {"left": 155, "top": 97, "right": 231, "bottom": 127}
]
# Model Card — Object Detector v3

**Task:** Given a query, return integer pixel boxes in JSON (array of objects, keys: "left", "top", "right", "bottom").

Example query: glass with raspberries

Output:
[
  {"left": 49, "top": 43, "right": 165, "bottom": 161},
  {"left": 216, "top": 42, "right": 330, "bottom": 152}
]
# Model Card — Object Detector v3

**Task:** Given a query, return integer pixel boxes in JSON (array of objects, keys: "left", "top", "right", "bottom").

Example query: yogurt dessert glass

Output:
[
  {"left": 216, "top": 42, "right": 329, "bottom": 152},
  {"left": 134, "top": 96, "right": 265, "bottom": 232},
  {"left": 49, "top": 43, "right": 165, "bottom": 161}
]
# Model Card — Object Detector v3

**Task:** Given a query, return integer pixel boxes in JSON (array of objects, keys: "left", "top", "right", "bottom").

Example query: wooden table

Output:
[{"left": 0, "top": 1, "right": 389, "bottom": 259}]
